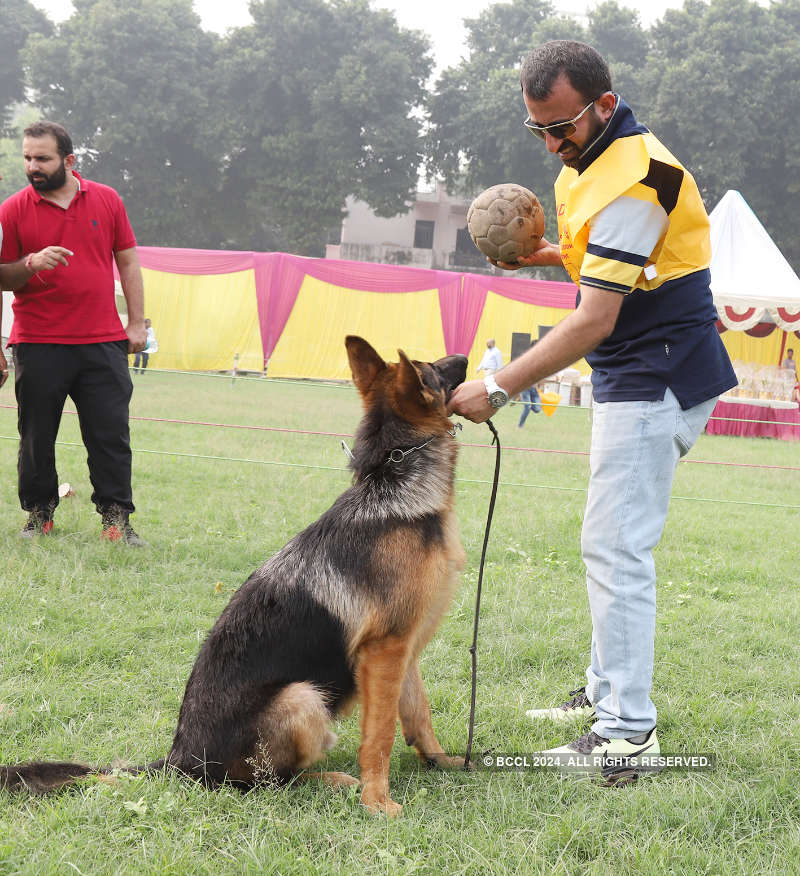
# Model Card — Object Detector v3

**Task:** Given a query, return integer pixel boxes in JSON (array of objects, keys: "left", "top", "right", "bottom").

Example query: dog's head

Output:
[{"left": 345, "top": 336, "right": 467, "bottom": 429}]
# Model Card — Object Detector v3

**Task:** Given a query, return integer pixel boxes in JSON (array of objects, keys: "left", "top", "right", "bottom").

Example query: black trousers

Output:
[{"left": 13, "top": 341, "right": 135, "bottom": 514}]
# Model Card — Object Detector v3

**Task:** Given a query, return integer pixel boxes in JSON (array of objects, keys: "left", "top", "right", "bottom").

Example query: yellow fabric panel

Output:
[
  {"left": 626, "top": 182, "right": 661, "bottom": 207},
  {"left": 466, "top": 291, "right": 589, "bottom": 377},
  {"left": 580, "top": 253, "right": 641, "bottom": 291},
  {"left": 267, "top": 277, "right": 447, "bottom": 379},
  {"left": 555, "top": 132, "right": 711, "bottom": 291},
  {"left": 721, "top": 328, "right": 787, "bottom": 369},
  {"left": 140, "top": 268, "right": 263, "bottom": 372}
]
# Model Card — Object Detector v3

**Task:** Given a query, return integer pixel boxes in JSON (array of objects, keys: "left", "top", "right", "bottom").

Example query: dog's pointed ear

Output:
[
  {"left": 396, "top": 349, "right": 426, "bottom": 402},
  {"left": 346, "top": 336, "right": 386, "bottom": 395}
]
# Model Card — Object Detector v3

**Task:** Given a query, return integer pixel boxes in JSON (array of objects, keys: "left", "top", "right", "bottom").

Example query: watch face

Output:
[{"left": 489, "top": 390, "right": 506, "bottom": 408}]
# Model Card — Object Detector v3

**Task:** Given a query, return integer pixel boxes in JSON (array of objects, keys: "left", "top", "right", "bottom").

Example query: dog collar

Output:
[
  {"left": 341, "top": 423, "right": 462, "bottom": 481},
  {"left": 341, "top": 422, "right": 462, "bottom": 468},
  {"left": 386, "top": 437, "right": 435, "bottom": 465}
]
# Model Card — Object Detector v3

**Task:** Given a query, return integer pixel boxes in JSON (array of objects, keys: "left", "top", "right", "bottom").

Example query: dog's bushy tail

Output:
[
  {"left": 1, "top": 758, "right": 166, "bottom": 794},
  {"left": 1, "top": 761, "right": 95, "bottom": 794}
]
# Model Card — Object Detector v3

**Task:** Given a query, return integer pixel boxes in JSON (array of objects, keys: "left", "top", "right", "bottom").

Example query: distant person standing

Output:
[
  {"left": 133, "top": 317, "right": 157, "bottom": 373},
  {"left": 781, "top": 348, "right": 796, "bottom": 376},
  {"left": 0, "top": 120, "right": 146, "bottom": 544},
  {"left": 476, "top": 338, "right": 503, "bottom": 375},
  {"left": 0, "top": 274, "right": 8, "bottom": 391},
  {"left": 0, "top": 312, "right": 7, "bottom": 389},
  {"left": 0, "top": 172, "right": 10, "bottom": 388},
  {"left": 517, "top": 383, "right": 542, "bottom": 426}
]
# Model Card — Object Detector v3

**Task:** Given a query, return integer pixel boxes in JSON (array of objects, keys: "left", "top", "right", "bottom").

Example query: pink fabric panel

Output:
[
  {"left": 300, "top": 256, "right": 450, "bottom": 292},
  {"left": 256, "top": 255, "right": 468, "bottom": 359},
  {"left": 465, "top": 273, "right": 577, "bottom": 309},
  {"left": 448, "top": 275, "right": 488, "bottom": 356},
  {"left": 121, "top": 247, "right": 580, "bottom": 363},
  {"left": 437, "top": 276, "right": 478, "bottom": 356},
  {"left": 255, "top": 253, "right": 308, "bottom": 363},
  {"left": 134, "top": 246, "right": 256, "bottom": 275},
  {"left": 706, "top": 400, "right": 800, "bottom": 441}
]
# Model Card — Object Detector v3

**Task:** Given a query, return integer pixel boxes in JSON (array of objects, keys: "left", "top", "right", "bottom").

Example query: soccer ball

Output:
[{"left": 467, "top": 183, "right": 545, "bottom": 265}]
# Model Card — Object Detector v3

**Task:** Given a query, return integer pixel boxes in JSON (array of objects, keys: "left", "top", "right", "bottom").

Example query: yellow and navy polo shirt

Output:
[{"left": 552, "top": 97, "right": 735, "bottom": 408}]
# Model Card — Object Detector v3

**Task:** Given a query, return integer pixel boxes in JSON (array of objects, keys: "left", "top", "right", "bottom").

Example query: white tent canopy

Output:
[{"left": 709, "top": 190, "right": 800, "bottom": 331}]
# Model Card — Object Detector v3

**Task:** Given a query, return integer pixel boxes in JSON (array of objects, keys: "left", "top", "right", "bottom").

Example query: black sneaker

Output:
[
  {"left": 20, "top": 507, "right": 55, "bottom": 538},
  {"left": 100, "top": 504, "right": 146, "bottom": 547},
  {"left": 526, "top": 686, "right": 595, "bottom": 722}
]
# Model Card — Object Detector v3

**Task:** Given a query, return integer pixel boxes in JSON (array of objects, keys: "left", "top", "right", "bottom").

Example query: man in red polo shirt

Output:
[{"left": 0, "top": 120, "right": 147, "bottom": 544}]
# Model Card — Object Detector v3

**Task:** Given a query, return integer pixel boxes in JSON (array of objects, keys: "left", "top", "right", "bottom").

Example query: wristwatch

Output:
[{"left": 484, "top": 374, "right": 509, "bottom": 408}]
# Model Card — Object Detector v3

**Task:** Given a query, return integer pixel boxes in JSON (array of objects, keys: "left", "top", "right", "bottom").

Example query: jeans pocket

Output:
[
  {"left": 674, "top": 430, "right": 692, "bottom": 457},
  {"left": 675, "top": 396, "right": 717, "bottom": 457}
]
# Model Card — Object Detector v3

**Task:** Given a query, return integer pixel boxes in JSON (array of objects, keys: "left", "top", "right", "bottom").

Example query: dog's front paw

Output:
[
  {"left": 425, "top": 753, "right": 472, "bottom": 770},
  {"left": 361, "top": 788, "right": 403, "bottom": 817}
]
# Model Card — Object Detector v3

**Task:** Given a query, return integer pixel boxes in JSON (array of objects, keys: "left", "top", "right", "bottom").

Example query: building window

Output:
[
  {"left": 414, "top": 220, "right": 435, "bottom": 249},
  {"left": 455, "top": 227, "right": 474, "bottom": 253}
]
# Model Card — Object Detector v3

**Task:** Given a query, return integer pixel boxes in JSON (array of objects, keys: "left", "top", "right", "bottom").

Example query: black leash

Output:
[{"left": 464, "top": 418, "right": 501, "bottom": 769}]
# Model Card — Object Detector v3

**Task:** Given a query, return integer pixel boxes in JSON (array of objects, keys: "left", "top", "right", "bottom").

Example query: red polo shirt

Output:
[{"left": 0, "top": 172, "right": 136, "bottom": 344}]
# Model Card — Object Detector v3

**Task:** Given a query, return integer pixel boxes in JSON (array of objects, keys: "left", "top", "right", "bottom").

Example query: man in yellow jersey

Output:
[{"left": 449, "top": 40, "right": 736, "bottom": 783}]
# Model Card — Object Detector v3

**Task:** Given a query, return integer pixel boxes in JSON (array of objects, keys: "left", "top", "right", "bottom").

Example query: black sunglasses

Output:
[{"left": 523, "top": 101, "right": 595, "bottom": 141}]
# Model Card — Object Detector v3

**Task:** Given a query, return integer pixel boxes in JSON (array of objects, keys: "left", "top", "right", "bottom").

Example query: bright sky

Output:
[{"left": 32, "top": 0, "right": 686, "bottom": 72}]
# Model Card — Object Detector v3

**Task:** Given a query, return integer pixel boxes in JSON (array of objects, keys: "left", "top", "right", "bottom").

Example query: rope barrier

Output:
[
  {"left": 1, "top": 434, "right": 797, "bottom": 510},
  {"left": 2, "top": 404, "right": 798, "bottom": 472},
  {"left": 1, "top": 405, "right": 799, "bottom": 467}
]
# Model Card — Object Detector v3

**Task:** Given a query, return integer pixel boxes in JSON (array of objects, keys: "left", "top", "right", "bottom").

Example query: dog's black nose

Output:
[{"left": 435, "top": 354, "right": 469, "bottom": 398}]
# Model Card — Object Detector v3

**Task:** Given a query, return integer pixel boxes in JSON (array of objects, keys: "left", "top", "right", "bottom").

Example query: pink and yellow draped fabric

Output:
[
  {"left": 122, "top": 247, "right": 800, "bottom": 378},
  {"left": 125, "top": 248, "right": 583, "bottom": 377}
]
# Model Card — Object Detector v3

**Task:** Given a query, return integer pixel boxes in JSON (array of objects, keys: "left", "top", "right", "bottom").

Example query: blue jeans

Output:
[
  {"left": 518, "top": 387, "right": 541, "bottom": 426},
  {"left": 582, "top": 389, "right": 718, "bottom": 738}
]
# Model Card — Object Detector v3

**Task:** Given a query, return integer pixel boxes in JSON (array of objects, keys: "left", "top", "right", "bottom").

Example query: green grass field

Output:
[{"left": 1, "top": 369, "right": 799, "bottom": 875}]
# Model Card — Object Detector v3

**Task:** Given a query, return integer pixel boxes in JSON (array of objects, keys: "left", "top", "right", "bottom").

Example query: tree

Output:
[
  {"left": 425, "top": 0, "right": 653, "bottom": 214},
  {"left": 647, "top": 0, "right": 800, "bottom": 268},
  {"left": 425, "top": 3, "right": 558, "bottom": 198},
  {"left": 425, "top": 0, "right": 584, "bottom": 277},
  {"left": 215, "top": 0, "right": 432, "bottom": 255},
  {"left": 0, "top": 0, "right": 52, "bottom": 129},
  {"left": 24, "top": 0, "right": 224, "bottom": 248},
  {"left": 0, "top": 106, "right": 42, "bottom": 203},
  {"left": 585, "top": 2, "right": 651, "bottom": 110}
]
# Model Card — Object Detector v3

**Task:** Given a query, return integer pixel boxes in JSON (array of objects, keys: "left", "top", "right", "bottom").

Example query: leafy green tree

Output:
[
  {"left": 586, "top": 2, "right": 651, "bottom": 110},
  {"left": 425, "top": 0, "right": 561, "bottom": 238},
  {"left": 425, "top": 1, "right": 652, "bottom": 278},
  {"left": 23, "top": 0, "right": 224, "bottom": 247},
  {"left": 427, "top": 1, "right": 651, "bottom": 278},
  {"left": 0, "top": 106, "right": 40, "bottom": 202},
  {"left": 647, "top": 0, "right": 800, "bottom": 267},
  {"left": 216, "top": 0, "right": 432, "bottom": 255},
  {"left": 0, "top": 0, "right": 52, "bottom": 129}
]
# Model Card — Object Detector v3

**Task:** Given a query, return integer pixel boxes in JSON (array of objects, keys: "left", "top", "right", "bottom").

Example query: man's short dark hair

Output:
[
  {"left": 23, "top": 121, "right": 73, "bottom": 158},
  {"left": 520, "top": 40, "right": 612, "bottom": 103}
]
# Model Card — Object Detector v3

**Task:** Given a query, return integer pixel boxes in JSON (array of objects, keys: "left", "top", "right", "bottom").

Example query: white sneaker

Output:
[
  {"left": 525, "top": 686, "right": 595, "bottom": 722},
  {"left": 539, "top": 726, "right": 660, "bottom": 784}
]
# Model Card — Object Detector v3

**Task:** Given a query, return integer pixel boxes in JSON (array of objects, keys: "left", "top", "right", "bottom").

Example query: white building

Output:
[{"left": 326, "top": 182, "right": 496, "bottom": 273}]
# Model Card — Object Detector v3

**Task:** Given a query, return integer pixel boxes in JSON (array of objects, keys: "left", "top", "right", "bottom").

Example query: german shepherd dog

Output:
[{"left": 1, "top": 337, "right": 469, "bottom": 816}]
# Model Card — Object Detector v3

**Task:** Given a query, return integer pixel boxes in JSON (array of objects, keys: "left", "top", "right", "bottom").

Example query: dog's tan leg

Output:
[
  {"left": 296, "top": 771, "right": 359, "bottom": 789},
  {"left": 356, "top": 636, "right": 409, "bottom": 817},
  {"left": 399, "top": 661, "right": 466, "bottom": 769}
]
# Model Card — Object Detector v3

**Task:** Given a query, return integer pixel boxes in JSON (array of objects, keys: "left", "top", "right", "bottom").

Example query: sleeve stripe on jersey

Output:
[
  {"left": 579, "top": 275, "right": 631, "bottom": 294},
  {"left": 581, "top": 252, "right": 641, "bottom": 287},
  {"left": 586, "top": 243, "right": 648, "bottom": 267}
]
